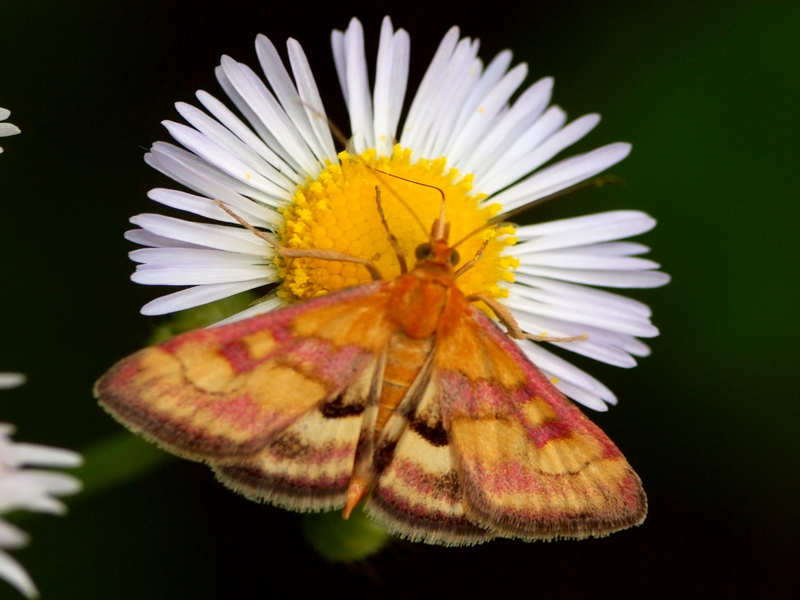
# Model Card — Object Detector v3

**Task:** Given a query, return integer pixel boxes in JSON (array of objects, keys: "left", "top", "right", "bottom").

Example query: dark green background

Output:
[{"left": 1, "top": 0, "right": 797, "bottom": 597}]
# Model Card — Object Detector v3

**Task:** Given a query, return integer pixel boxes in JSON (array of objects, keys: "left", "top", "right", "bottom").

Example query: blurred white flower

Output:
[
  {"left": 0, "top": 374, "right": 82, "bottom": 598},
  {"left": 0, "top": 108, "right": 21, "bottom": 154}
]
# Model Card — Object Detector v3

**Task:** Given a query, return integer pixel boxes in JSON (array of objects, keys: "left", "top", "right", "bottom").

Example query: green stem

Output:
[{"left": 70, "top": 431, "right": 174, "bottom": 499}]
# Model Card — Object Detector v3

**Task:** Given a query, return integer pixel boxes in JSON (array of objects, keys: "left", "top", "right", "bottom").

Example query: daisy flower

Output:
[
  {"left": 129, "top": 17, "right": 669, "bottom": 411},
  {"left": 0, "top": 108, "right": 21, "bottom": 154},
  {"left": 0, "top": 374, "right": 82, "bottom": 599}
]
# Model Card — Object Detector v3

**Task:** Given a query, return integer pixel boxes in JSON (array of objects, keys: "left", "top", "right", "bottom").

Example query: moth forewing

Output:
[
  {"left": 443, "top": 305, "right": 647, "bottom": 541},
  {"left": 210, "top": 353, "right": 385, "bottom": 511}
]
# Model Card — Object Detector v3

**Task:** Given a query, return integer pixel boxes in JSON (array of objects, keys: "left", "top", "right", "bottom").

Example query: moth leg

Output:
[
  {"left": 466, "top": 293, "right": 588, "bottom": 343},
  {"left": 454, "top": 238, "right": 490, "bottom": 278},
  {"left": 214, "top": 199, "right": 383, "bottom": 281}
]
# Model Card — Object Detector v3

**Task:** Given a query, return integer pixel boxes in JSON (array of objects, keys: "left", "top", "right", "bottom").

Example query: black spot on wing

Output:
[
  {"left": 269, "top": 432, "right": 307, "bottom": 459},
  {"left": 320, "top": 392, "right": 366, "bottom": 419},
  {"left": 434, "top": 470, "right": 461, "bottom": 497},
  {"left": 411, "top": 418, "right": 448, "bottom": 447}
]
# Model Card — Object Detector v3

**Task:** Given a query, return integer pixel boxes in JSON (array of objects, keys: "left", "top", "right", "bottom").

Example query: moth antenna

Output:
[
  {"left": 454, "top": 237, "right": 490, "bottom": 278},
  {"left": 375, "top": 186, "right": 408, "bottom": 274},
  {"left": 213, "top": 199, "right": 384, "bottom": 281},
  {"left": 452, "top": 174, "right": 624, "bottom": 249},
  {"left": 294, "top": 98, "right": 437, "bottom": 242},
  {"left": 294, "top": 97, "right": 350, "bottom": 149},
  {"left": 328, "top": 117, "right": 349, "bottom": 151},
  {"left": 294, "top": 97, "right": 442, "bottom": 243},
  {"left": 295, "top": 98, "right": 375, "bottom": 159},
  {"left": 433, "top": 199, "right": 448, "bottom": 242},
  {"left": 372, "top": 169, "right": 448, "bottom": 208},
  {"left": 213, "top": 198, "right": 281, "bottom": 248},
  {"left": 368, "top": 168, "right": 432, "bottom": 240}
]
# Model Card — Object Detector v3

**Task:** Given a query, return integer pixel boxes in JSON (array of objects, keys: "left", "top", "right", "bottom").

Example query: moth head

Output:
[
  {"left": 414, "top": 237, "right": 460, "bottom": 268},
  {"left": 369, "top": 169, "right": 467, "bottom": 271}
]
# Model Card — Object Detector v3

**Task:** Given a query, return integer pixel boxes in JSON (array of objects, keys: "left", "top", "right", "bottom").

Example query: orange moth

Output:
[{"left": 96, "top": 186, "right": 646, "bottom": 546}]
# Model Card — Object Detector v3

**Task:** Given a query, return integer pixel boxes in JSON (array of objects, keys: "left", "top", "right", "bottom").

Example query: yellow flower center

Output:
[{"left": 277, "top": 145, "right": 518, "bottom": 303}]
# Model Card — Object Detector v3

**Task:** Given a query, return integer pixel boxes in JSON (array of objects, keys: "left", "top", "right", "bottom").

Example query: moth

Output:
[{"left": 96, "top": 189, "right": 646, "bottom": 546}]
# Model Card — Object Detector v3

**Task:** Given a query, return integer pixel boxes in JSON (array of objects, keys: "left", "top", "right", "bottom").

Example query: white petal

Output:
[
  {"left": 146, "top": 142, "right": 288, "bottom": 212},
  {"left": 518, "top": 339, "right": 614, "bottom": 401},
  {"left": 518, "top": 250, "right": 661, "bottom": 271},
  {"left": 286, "top": 39, "right": 338, "bottom": 160},
  {"left": 147, "top": 188, "right": 279, "bottom": 230},
  {"left": 504, "top": 291, "right": 659, "bottom": 337},
  {"left": 515, "top": 340, "right": 594, "bottom": 396},
  {"left": 331, "top": 29, "right": 347, "bottom": 105},
  {"left": 506, "top": 281, "right": 655, "bottom": 330},
  {"left": 214, "top": 65, "right": 302, "bottom": 175},
  {"left": 163, "top": 120, "right": 294, "bottom": 199},
  {"left": 141, "top": 280, "right": 273, "bottom": 315},
  {"left": 332, "top": 18, "right": 374, "bottom": 152},
  {"left": 417, "top": 39, "right": 482, "bottom": 158},
  {"left": 0, "top": 475, "right": 68, "bottom": 514},
  {"left": 195, "top": 89, "right": 303, "bottom": 183},
  {"left": 19, "top": 471, "right": 82, "bottom": 497},
  {"left": 132, "top": 263, "right": 275, "bottom": 286},
  {"left": 0, "top": 521, "right": 28, "bottom": 549},
  {"left": 213, "top": 295, "right": 287, "bottom": 325},
  {"left": 255, "top": 34, "right": 332, "bottom": 165},
  {"left": 130, "top": 247, "right": 269, "bottom": 266},
  {"left": 174, "top": 102, "right": 297, "bottom": 191},
  {"left": 373, "top": 17, "right": 410, "bottom": 156},
  {"left": 516, "top": 263, "right": 671, "bottom": 288},
  {"left": 625, "top": 338, "right": 652, "bottom": 357},
  {"left": 445, "top": 61, "right": 528, "bottom": 166},
  {"left": 460, "top": 76, "right": 553, "bottom": 175},
  {"left": 0, "top": 123, "right": 21, "bottom": 138},
  {"left": 448, "top": 49, "right": 513, "bottom": 144},
  {"left": 0, "top": 471, "right": 80, "bottom": 503},
  {"left": 481, "top": 113, "right": 600, "bottom": 195},
  {"left": 0, "top": 550, "right": 38, "bottom": 599},
  {"left": 400, "top": 26, "right": 460, "bottom": 147},
  {"left": 508, "top": 309, "right": 638, "bottom": 368},
  {"left": 219, "top": 56, "right": 320, "bottom": 175},
  {"left": 0, "top": 374, "right": 25, "bottom": 390},
  {"left": 476, "top": 105, "right": 566, "bottom": 192},
  {"left": 344, "top": 19, "right": 374, "bottom": 152},
  {"left": 513, "top": 274, "right": 654, "bottom": 317},
  {"left": 0, "top": 495, "right": 65, "bottom": 517},
  {"left": 125, "top": 229, "right": 207, "bottom": 250},
  {"left": 12, "top": 444, "right": 82, "bottom": 468},
  {"left": 563, "top": 241, "right": 652, "bottom": 256},
  {"left": 492, "top": 142, "right": 632, "bottom": 211},
  {"left": 129, "top": 214, "right": 268, "bottom": 255},
  {"left": 515, "top": 210, "right": 657, "bottom": 248},
  {"left": 552, "top": 378, "right": 610, "bottom": 411}
]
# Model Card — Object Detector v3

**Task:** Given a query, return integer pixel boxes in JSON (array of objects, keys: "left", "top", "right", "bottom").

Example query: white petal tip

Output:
[{"left": 0, "top": 374, "right": 26, "bottom": 390}]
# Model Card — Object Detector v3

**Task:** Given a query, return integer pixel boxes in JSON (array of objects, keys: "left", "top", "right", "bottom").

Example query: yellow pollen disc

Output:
[{"left": 277, "top": 145, "right": 518, "bottom": 303}]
